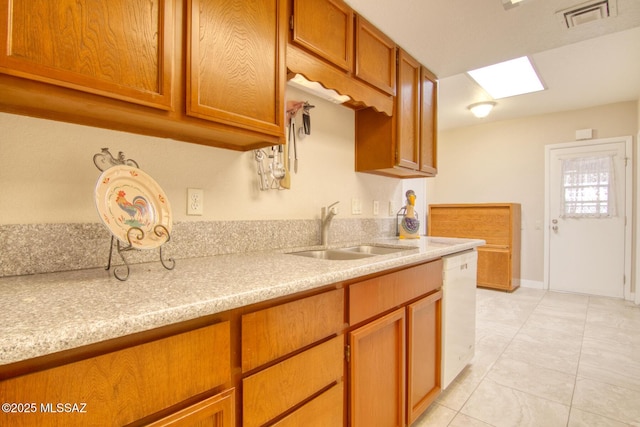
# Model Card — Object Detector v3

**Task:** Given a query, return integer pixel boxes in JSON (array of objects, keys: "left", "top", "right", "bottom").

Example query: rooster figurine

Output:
[{"left": 116, "top": 190, "right": 149, "bottom": 227}]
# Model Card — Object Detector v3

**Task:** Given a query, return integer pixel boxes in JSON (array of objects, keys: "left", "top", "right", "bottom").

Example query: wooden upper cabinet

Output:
[
  {"left": 354, "top": 16, "right": 396, "bottom": 96},
  {"left": 187, "top": 0, "right": 285, "bottom": 136},
  {"left": 396, "top": 49, "right": 421, "bottom": 171},
  {"left": 420, "top": 67, "right": 438, "bottom": 175},
  {"left": 355, "top": 49, "right": 438, "bottom": 178},
  {"left": 0, "top": 0, "right": 173, "bottom": 110},
  {"left": 290, "top": 0, "right": 353, "bottom": 71}
]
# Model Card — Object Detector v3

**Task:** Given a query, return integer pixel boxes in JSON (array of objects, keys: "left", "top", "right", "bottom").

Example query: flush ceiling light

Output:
[
  {"left": 502, "top": 0, "right": 525, "bottom": 10},
  {"left": 468, "top": 101, "right": 496, "bottom": 118},
  {"left": 467, "top": 56, "right": 544, "bottom": 99}
]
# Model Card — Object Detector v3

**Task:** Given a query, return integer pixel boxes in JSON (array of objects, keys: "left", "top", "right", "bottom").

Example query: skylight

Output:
[{"left": 467, "top": 56, "right": 544, "bottom": 99}]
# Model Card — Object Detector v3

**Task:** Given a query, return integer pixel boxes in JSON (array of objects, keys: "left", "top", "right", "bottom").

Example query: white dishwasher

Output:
[{"left": 441, "top": 249, "right": 478, "bottom": 389}]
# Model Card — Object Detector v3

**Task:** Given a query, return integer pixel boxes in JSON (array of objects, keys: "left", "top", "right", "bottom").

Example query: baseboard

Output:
[{"left": 520, "top": 279, "right": 544, "bottom": 290}]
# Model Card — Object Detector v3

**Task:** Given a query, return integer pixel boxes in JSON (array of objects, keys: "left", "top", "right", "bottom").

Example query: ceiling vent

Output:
[{"left": 556, "top": 0, "right": 617, "bottom": 28}]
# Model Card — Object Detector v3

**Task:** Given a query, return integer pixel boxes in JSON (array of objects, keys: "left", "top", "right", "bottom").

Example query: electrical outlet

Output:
[
  {"left": 351, "top": 198, "right": 362, "bottom": 215},
  {"left": 388, "top": 201, "right": 396, "bottom": 216},
  {"left": 373, "top": 200, "right": 380, "bottom": 216},
  {"left": 187, "top": 188, "right": 204, "bottom": 215}
]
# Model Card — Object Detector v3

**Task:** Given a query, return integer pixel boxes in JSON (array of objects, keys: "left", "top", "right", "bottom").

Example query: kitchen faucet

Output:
[{"left": 321, "top": 201, "right": 340, "bottom": 246}]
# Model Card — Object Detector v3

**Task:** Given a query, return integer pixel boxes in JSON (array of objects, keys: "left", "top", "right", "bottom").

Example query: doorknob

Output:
[{"left": 552, "top": 219, "right": 558, "bottom": 232}]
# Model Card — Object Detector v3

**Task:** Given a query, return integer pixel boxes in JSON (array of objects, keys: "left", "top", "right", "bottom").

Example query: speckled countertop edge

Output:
[{"left": 0, "top": 237, "right": 484, "bottom": 366}]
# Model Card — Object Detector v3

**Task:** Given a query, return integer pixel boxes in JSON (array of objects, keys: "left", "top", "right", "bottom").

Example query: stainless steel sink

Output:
[
  {"left": 287, "top": 244, "right": 414, "bottom": 260},
  {"left": 338, "top": 245, "right": 413, "bottom": 255},
  {"left": 288, "top": 249, "right": 376, "bottom": 260}
]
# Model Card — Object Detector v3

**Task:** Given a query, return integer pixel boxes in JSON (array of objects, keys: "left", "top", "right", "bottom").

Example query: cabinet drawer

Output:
[
  {"left": 271, "top": 382, "right": 343, "bottom": 427},
  {"left": 0, "top": 322, "right": 231, "bottom": 427},
  {"left": 242, "top": 288, "right": 344, "bottom": 372},
  {"left": 349, "top": 260, "right": 442, "bottom": 325},
  {"left": 242, "top": 336, "right": 344, "bottom": 427},
  {"left": 477, "top": 246, "right": 511, "bottom": 290}
]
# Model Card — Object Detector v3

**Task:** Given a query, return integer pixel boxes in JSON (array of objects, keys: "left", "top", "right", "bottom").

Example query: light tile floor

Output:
[{"left": 414, "top": 287, "right": 640, "bottom": 427}]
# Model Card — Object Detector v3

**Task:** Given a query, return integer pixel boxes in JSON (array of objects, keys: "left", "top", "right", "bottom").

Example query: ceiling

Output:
[{"left": 344, "top": 0, "right": 640, "bottom": 130}]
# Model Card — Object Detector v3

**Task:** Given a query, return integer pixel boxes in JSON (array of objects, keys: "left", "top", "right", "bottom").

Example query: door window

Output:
[{"left": 560, "top": 154, "right": 617, "bottom": 218}]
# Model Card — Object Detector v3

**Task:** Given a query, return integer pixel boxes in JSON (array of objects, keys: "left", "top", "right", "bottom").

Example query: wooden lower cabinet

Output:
[
  {"left": 350, "top": 308, "right": 406, "bottom": 427},
  {"left": 349, "top": 261, "right": 443, "bottom": 427},
  {"left": 147, "top": 389, "right": 235, "bottom": 427}
]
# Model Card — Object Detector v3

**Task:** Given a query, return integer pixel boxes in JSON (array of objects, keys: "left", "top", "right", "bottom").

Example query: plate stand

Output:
[{"left": 94, "top": 148, "right": 175, "bottom": 281}]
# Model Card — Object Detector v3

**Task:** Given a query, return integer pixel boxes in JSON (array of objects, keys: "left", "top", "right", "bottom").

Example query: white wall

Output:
[
  {"left": 427, "top": 101, "right": 638, "bottom": 285},
  {"left": 0, "top": 86, "right": 403, "bottom": 225}
]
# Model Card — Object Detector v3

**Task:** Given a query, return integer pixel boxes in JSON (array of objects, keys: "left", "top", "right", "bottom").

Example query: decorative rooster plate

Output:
[{"left": 95, "top": 165, "right": 172, "bottom": 249}]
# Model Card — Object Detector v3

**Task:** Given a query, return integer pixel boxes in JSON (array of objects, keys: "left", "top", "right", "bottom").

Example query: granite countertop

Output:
[{"left": 0, "top": 237, "right": 483, "bottom": 366}]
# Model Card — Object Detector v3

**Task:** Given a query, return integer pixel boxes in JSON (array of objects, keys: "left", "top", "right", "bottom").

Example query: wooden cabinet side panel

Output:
[
  {"left": 420, "top": 67, "right": 437, "bottom": 175},
  {"left": 188, "top": 0, "right": 285, "bottom": 136},
  {"left": 271, "top": 382, "right": 344, "bottom": 427},
  {"left": 355, "top": 107, "right": 395, "bottom": 171},
  {"left": 242, "top": 336, "right": 344, "bottom": 427},
  {"left": 396, "top": 50, "right": 420, "bottom": 171},
  {"left": 407, "top": 291, "right": 442, "bottom": 424},
  {"left": 511, "top": 204, "right": 522, "bottom": 287},
  {"left": 0, "top": 0, "right": 173, "bottom": 109},
  {"left": 349, "top": 261, "right": 442, "bottom": 325},
  {"left": 291, "top": 0, "right": 353, "bottom": 71},
  {"left": 0, "top": 322, "right": 231, "bottom": 427},
  {"left": 354, "top": 16, "right": 396, "bottom": 95},
  {"left": 349, "top": 308, "right": 405, "bottom": 427},
  {"left": 146, "top": 388, "right": 235, "bottom": 427},
  {"left": 241, "top": 289, "right": 344, "bottom": 372}
]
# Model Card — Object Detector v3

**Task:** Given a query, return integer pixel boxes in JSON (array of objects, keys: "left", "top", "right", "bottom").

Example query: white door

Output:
[{"left": 545, "top": 137, "right": 631, "bottom": 298}]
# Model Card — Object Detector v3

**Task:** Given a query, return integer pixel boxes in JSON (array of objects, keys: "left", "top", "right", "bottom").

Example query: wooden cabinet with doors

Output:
[
  {"left": 0, "top": 322, "right": 233, "bottom": 427},
  {"left": 355, "top": 49, "right": 438, "bottom": 178},
  {"left": 0, "top": 0, "right": 286, "bottom": 150},
  {"left": 428, "top": 203, "right": 521, "bottom": 291},
  {"left": 348, "top": 260, "right": 443, "bottom": 427},
  {"left": 241, "top": 288, "right": 345, "bottom": 427}
]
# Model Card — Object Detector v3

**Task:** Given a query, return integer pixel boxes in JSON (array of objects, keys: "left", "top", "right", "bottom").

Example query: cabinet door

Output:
[
  {"left": 146, "top": 389, "right": 235, "bottom": 427},
  {"left": 350, "top": 308, "right": 405, "bottom": 427},
  {"left": 407, "top": 290, "right": 442, "bottom": 424},
  {"left": 291, "top": 0, "right": 353, "bottom": 71},
  {"left": 420, "top": 67, "right": 438, "bottom": 175},
  {"left": 477, "top": 246, "right": 511, "bottom": 290},
  {"left": 396, "top": 49, "right": 421, "bottom": 171},
  {"left": 354, "top": 16, "right": 396, "bottom": 95},
  {"left": 187, "top": 0, "right": 285, "bottom": 137},
  {"left": 0, "top": 0, "right": 173, "bottom": 109}
]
